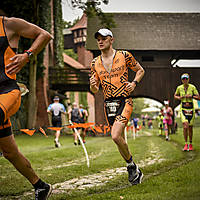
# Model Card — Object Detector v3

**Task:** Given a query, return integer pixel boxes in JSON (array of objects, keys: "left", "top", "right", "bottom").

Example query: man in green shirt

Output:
[{"left": 174, "top": 73, "right": 199, "bottom": 151}]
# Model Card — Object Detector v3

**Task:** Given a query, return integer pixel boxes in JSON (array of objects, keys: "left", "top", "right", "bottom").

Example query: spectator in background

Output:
[
  {"left": 174, "top": 73, "right": 199, "bottom": 151},
  {"left": 79, "top": 104, "right": 88, "bottom": 144},
  {"left": 68, "top": 102, "right": 82, "bottom": 145},
  {"left": 47, "top": 96, "right": 66, "bottom": 148},
  {"left": 163, "top": 100, "right": 173, "bottom": 141},
  {"left": 157, "top": 112, "right": 164, "bottom": 136},
  {"left": 148, "top": 118, "right": 153, "bottom": 129},
  {"left": 141, "top": 114, "right": 145, "bottom": 127},
  {"left": 133, "top": 117, "right": 139, "bottom": 135}
]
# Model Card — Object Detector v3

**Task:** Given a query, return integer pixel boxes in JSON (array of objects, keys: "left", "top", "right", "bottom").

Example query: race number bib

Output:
[
  {"left": 105, "top": 100, "right": 121, "bottom": 117},
  {"left": 183, "top": 109, "right": 193, "bottom": 117}
]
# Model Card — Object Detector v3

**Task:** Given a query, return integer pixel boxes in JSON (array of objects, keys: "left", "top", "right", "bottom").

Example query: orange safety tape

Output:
[
  {"left": 47, "top": 127, "right": 63, "bottom": 131},
  {"left": 39, "top": 127, "right": 48, "bottom": 137},
  {"left": 20, "top": 129, "right": 36, "bottom": 136}
]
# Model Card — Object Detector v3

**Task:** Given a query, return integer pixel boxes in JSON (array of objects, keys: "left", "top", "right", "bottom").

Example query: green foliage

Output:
[
  {"left": 69, "top": 92, "right": 75, "bottom": 104},
  {"left": 132, "top": 98, "right": 146, "bottom": 118},
  {"left": 79, "top": 92, "right": 88, "bottom": 108},
  {"left": 64, "top": 49, "right": 78, "bottom": 60}
]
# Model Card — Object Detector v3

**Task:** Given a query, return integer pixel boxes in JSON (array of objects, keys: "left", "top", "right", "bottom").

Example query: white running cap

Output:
[
  {"left": 94, "top": 28, "right": 113, "bottom": 39},
  {"left": 164, "top": 100, "right": 169, "bottom": 105}
]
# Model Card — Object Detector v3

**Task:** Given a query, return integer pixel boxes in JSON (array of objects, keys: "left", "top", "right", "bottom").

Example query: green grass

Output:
[{"left": 0, "top": 119, "right": 200, "bottom": 199}]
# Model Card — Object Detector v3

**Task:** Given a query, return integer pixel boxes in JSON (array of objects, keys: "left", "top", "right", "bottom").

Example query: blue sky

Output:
[{"left": 62, "top": 0, "right": 200, "bottom": 21}]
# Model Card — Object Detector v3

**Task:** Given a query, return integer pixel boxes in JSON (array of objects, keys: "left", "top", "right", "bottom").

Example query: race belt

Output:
[{"left": 182, "top": 102, "right": 193, "bottom": 109}]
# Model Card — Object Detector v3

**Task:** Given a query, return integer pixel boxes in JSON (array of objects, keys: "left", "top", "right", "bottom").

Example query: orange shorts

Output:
[
  {"left": 104, "top": 97, "right": 133, "bottom": 126},
  {"left": 0, "top": 89, "right": 21, "bottom": 133}
]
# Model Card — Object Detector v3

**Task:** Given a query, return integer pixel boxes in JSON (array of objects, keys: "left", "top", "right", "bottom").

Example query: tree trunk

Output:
[{"left": 27, "top": 58, "right": 38, "bottom": 129}]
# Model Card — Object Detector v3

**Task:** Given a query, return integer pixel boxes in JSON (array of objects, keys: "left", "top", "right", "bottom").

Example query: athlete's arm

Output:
[
  {"left": 192, "top": 86, "right": 199, "bottom": 100},
  {"left": 131, "top": 62, "right": 145, "bottom": 85},
  {"left": 84, "top": 109, "right": 88, "bottom": 121},
  {"left": 47, "top": 104, "right": 52, "bottom": 113},
  {"left": 68, "top": 109, "right": 72, "bottom": 123},
  {"left": 126, "top": 62, "right": 145, "bottom": 93},
  {"left": 79, "top": 109, "right": 83, "bottom": 118},
  {"left": 61, "top": 104, "right": 67, "bottom": 114},
  {"left": 5, "top": 17, "right": 53, "bottom": 75},
  {"left": 90, "top": 63, "right": 100, "bottom": 93},
  {"left": 90, "top": 75, "right": 99, "bottom": 93},
  {"left": 174, "top": 93, "right": 183, "bottom": 101},
  {"left": 174, "top": 87, "right": 183, "bottom": 101},
  {"left": 169, "top": 107, "right": 173, "bottom": 116}
]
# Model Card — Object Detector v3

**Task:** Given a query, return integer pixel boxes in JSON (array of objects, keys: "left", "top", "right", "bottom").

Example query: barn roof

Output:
[{"left": 86, "top": 13, "right": 200, "bottom": 50}]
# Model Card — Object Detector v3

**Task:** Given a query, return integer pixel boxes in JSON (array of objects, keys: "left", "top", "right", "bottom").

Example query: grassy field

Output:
[{"left": 0, "top": 120, "right": 200, "bottom": 199}]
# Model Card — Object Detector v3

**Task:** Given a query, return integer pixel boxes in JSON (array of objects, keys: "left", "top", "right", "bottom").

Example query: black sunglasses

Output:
[{"left": 182, "top": 77, "right": 188, "bottom": 80}]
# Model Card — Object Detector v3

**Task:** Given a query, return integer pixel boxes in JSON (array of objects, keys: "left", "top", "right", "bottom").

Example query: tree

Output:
[
  {"left": 63, "top": 17, "right": 80, "bottom": 29},
  {"left": 67, "top": 0, "right": 116, "bottom": 28}
]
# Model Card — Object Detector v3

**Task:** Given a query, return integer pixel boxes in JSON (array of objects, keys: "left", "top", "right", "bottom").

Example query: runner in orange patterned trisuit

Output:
[
  {"left": 90, "top": 28, "right": 145, "bottom": 185},
  {"left": 91, "top": 50, "right": 137, "bottom": 125}
]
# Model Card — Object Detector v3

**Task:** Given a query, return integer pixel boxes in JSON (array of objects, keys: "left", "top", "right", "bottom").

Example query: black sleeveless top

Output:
[{"left": 0, "top": 16, "right": 19, "bottom": 94}]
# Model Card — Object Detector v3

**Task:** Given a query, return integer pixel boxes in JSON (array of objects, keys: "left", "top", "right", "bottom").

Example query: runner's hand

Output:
[
  {"left": 185, "top": 94, "right": 192, "bottom": 98},
  {"left": 125, "top": 82, "right": 136, "bottom": 93},
  {"left": 90, "top": 75, "right": 97, "bottom": 87},
  {"left": 90, "top": 75, "right": 99, "bottom": 93},
  {"left": 6, "top": 53, "right": 29, "bottom": 75}
]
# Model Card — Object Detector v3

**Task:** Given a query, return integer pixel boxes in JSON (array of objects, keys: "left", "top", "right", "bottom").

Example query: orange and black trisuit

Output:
[
  {"left": 91, "top": 50, "right": 138, "bottom": 126},
  {"left": 0, "top": 16, "right": 21, "bottom": 138}
]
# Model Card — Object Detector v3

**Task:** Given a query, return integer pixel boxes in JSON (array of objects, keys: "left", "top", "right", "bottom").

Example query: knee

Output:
[
  {"left": 183, "top": 123, "right": 188, "bottom": 129},
  {"left": 112, "top": 134, "right": 121, "bottom": 144}
]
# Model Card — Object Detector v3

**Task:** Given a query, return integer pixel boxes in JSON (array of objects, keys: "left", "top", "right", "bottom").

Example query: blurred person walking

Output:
[
  {"left": 174, "top": 73, "right": 199, "bottom": 151},
  {"left": 47, "top": 96, "right": 66, "bottom": 148},
  {"left": 163, "top": 100, "right": 173, "bottom": 141},
  {"left": 0, "top": 12, "right": 53, "bottom": 199},
  {"left": 79, "top": 104, "right": 88, "bottom": 143},
  {"left": 68, "top": 102, "right": 82, "bottom": 145},
  {"left": 157, "top": 112, "right": 164, "bottom": 136},
  {"left": 90, "top": 28, "right": 145, "bottom": 185}
]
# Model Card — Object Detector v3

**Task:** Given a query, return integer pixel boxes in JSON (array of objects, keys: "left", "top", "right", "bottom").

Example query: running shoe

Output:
[
  {"left": 183, "top": 144, "right": 188, "bottom": 151},
  {"left": 127, "top": 164, "right": 143, "bottom": 185},
  {"left": 35, "top": 183, "right": 52, "bottom": 200},
  {"left": 54, "top": 139, "right": 61, "bottom": 148},
  {"left": 189, "top": 144, "right": 193, "bottom": 151},
  {"left": 74, "top": 141, "right": 77, "bottom": 145},
  {"left": 83, "top": 140, "right": 86, "bottom": 144}
]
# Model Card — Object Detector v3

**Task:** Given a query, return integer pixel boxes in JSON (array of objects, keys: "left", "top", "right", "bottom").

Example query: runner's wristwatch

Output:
[
  {"left": 25, "top": 50, "right": 34, "bottom": 62},
  {"left": 133, "top": 80, "right": 138, "bottom": 86}
]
